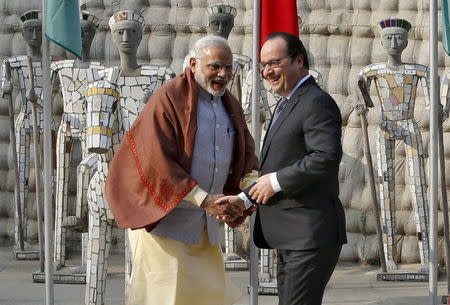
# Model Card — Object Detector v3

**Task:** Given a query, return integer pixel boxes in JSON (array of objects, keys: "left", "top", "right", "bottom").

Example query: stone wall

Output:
[{"left": 0, "top": 0, "right": 449, "bottom": 264}]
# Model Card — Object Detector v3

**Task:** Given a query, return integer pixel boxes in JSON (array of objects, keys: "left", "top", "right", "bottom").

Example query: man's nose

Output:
[
  {"left": 218, "top": 22, "right": 224, "bottom": 32},
  {"left": 33, "top": 28, "right": 38, "bottom": 40},
  {"left": 261, "top": 65, "right": 273, "bottom": 79},
  {"left": 217, "top": 67, "right": 228, "bottom": 77}
]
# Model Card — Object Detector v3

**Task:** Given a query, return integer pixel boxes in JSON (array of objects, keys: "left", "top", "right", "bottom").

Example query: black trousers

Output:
[{"left": 276, "top": 244, "right": 342, "bottom": 305}]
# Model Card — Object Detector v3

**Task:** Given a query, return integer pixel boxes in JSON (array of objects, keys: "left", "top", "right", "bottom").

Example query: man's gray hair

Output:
[{"left": 189, "top": 35, "right": 231, "bottom": 58}]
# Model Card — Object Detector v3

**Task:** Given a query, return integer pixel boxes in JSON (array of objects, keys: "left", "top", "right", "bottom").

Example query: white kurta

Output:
[{"left": 127, "top": 229, "right": 242, "bottom": 305}]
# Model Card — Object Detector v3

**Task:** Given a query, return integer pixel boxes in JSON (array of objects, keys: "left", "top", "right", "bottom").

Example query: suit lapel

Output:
[{"left": 260, "top": 76, "right": 317, "bottom": 167}]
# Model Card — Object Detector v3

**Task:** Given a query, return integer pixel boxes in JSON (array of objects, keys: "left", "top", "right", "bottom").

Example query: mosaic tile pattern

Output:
[
  {"left": 241, "top": 69, "right": 271, "bottom": 128},
  {"left": 51, "top": 60, "right": 104, "bottom": 269},
  {"left": 1, "top": 55, "right": 58, "bottom": 248},
  {"left": 206, "top": 3, "right": 237, "bottom": 16},
  {"left": 108, "top": 10, "right": 144, "bottom": 29},
  {"left": 83, "top": 64, "right": 174, "bottom": 305},
  {"left": 439, "top": 72, "right": 450, "bottom": 119},
  {"left": 359, "top": 63, "right": 430, "bottom": 270}
]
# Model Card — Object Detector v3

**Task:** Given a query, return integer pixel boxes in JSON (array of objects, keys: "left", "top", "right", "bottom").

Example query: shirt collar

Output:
[
  {"left": 284, "top": 74, "right": 312, "bottom": 100},
  {"left": 197, "top": 83, "right": 221, "bottom": 102},
  {"left": 197, "top": 84, "right": 212, "bottom": 100}
]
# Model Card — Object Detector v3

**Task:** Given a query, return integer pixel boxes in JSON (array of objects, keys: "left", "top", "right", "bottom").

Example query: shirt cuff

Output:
[
  {"left": 270, "top": 172, "right": 282, "bottom": 192},
  {"left": 238, "top": 192, "right": 253, "bottom": 209},
  {"left": 184, "top": 185, "right": 209, "bottom": 207}
]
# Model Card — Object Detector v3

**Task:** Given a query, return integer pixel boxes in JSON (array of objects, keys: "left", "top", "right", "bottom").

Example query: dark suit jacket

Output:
[{"left": 251, "top": 76, "right": 347, "bottom": 250}]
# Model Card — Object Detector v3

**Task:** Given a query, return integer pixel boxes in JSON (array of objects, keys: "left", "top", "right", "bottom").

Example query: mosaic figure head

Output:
[
  {"left": 80, "top": 11, "right": 99, "bottom": 47},
  {"left": 377, "top": 18, "right": 411, "bottom": 57},
  {"left": 206, "top": 3, "right": 236, "bottom": 39},
  {"left": 109, "top": 10, "right": 144, "bottom": 55},
  {"left": 20, "top": 10, "right": 42, "bottom": 48}
]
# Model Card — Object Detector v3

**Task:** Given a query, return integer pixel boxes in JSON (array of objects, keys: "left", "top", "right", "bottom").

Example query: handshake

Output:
[{"left": 200, "top": 194, "right": 252, "bottom": 227}]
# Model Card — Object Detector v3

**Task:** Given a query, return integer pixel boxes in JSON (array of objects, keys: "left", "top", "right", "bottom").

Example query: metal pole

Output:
[
  {"left": 42, "top": 0, "right": 54, "bottom": 303},
  {"left": 359, "top": 113, "right": 387, "bottom": 273},
  {"left": 429, "top": 0, "right": 439, "bottom": 304},
  {"left": 249, "top": 0, "right": 261, "bottom": 304},
  {"left": 26, "top": 57, "right": 45, "bottom": 272},
  {"left": 3, "top": 62, "right": 25, "bottom": 251}
]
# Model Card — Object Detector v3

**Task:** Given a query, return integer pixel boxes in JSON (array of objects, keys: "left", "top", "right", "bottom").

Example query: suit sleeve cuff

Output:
[
  {"left": 270, "top": 172, "right": 282, "bottom": 192},
  {"left": 238, "top": 192, "right": 253, "bottom": 209},
  {"left": 184, "top": 185, "right": 208, "bottom": 207}
]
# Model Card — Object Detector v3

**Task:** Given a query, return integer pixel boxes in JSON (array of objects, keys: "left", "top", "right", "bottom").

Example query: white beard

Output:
[{"left": 194, "top": 71, "right": 228, "bottom": 96}]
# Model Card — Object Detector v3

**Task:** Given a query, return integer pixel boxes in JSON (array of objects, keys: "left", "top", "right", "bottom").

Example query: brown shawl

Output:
[{"left": 105, "top": 68, "right": 259, "bottom": 230}]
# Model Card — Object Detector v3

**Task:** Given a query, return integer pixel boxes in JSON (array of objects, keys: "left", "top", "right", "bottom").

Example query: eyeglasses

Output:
[
  {"left": 257, "top": 55, "right": 293, "bottom": 71},
  {"left": 194, "top": 57, "right": 233, "bottom": 73}
]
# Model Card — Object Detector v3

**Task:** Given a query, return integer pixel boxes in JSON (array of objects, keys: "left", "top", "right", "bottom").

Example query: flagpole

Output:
[
  {"left": 249, "top": 0, "right": 261, "bottom": 304},
  {"left": 429, "top": 0, "right": 439, "bottom": 304},
  {"left": 41, "top": 0, "right": 55, "bottom": 304}
]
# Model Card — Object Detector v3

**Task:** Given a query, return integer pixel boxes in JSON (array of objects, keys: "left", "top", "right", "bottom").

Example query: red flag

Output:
[{"left": 260, "top": 0, "right": 299, "bottom": 47}]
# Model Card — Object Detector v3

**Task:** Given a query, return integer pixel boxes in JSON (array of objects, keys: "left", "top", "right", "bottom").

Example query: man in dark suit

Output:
[{"left": 219, "top": 32, "right": 347, "bottom": 305}]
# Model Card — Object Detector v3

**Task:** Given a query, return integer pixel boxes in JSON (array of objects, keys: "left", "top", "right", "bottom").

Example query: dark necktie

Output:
[{"left": 271, "top": 97, "right": 287, "bottom": 126}]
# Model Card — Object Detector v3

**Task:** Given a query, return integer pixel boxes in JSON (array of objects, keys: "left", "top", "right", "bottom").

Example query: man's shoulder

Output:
[
  {"left": 297, "top": 82, "right": 339, "bottom": 111},
  {"left": 149, "top": 72, "right": 190, "bottom": 106}
]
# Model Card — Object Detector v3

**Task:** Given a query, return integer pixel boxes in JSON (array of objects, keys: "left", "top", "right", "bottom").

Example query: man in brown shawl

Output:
[{"left": 105, "top": 35, "right": 258, "bottom": 305}]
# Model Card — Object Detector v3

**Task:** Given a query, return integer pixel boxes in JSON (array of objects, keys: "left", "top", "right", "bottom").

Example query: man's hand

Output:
[
  {"left": 248, "top": 174, "right": 276, "bottom": 204},
  {"left": 216, "top": 196, "right": 253, "bottom": 227},
  {"left": 215, "top": 195, "right": 245, "bottom": 210},
  {"left": 200, "top": 194, "right": 244, "bottom": 222}
]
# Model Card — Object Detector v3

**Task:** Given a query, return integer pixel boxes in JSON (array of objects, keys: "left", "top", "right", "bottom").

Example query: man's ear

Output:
[
  {"left": 189, "top": 57, "right": 197, "bottom": 73},
  {"left": 297, "top": 54, "right": 305, "bottom": 69}
]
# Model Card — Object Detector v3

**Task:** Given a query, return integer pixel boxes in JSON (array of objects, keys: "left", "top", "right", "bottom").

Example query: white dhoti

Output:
[{"left": 127, "top": 229, "right": 242, "bottom": 305}]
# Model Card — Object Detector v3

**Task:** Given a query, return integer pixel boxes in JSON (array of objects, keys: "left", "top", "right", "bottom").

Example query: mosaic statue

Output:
[
  {"left": 357, "top": 18, "right": 431, "bottom": 271},
  {"left": 51, "top": 11, "right": 103, "bottom": 272},
  {"left": 1, "top": 10, "right": 60, "bottom": 258},
  {"left": 82, "top": 10, "right": 174, "bottom": 305},
  {"left": 183, "top": 3, "right": 253, "bottom": 270}
]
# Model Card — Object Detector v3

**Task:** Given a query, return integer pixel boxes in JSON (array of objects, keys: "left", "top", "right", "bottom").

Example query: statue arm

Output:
[
  {"left": 50, "top": 62, "right": 61, "bottom": 86},
  {"left": 420, "top": 72, "right": 430, "bottom": 112},
  {"left": 1, "top": 59, "right": 13, "bottom": 98},
  {"left": 440, "top": 72, "right": 450, "bottom": 121},
  {"left": 241, "top": 69, "right": 253, "bottom": 117},
  {"left": 242, "top": 56, "right": 252, "bottom": 79},
  {"left": 356, "top": 72, "right": 374, "bottom": 114}
]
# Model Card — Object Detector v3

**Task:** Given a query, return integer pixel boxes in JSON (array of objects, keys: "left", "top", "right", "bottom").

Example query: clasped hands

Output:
[
  {"left": 201, "top": 174, "right": 276, "bottom": 223},
  {"left": 200, "top": 194, "right": 245, "bottom": 223}
]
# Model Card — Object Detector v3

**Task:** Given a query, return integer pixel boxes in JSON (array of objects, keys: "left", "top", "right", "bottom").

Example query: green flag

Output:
[
  {"left": 45, "top": 0, "right": 81, "bottom": 58},
  {"left": 443, "top": 0, "right": 450, "bottom": 55}
]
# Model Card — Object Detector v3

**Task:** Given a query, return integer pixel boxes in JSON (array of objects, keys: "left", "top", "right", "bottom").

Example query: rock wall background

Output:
[{"left": 0, "top": 0, "right": 449, "bottom": 265}]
